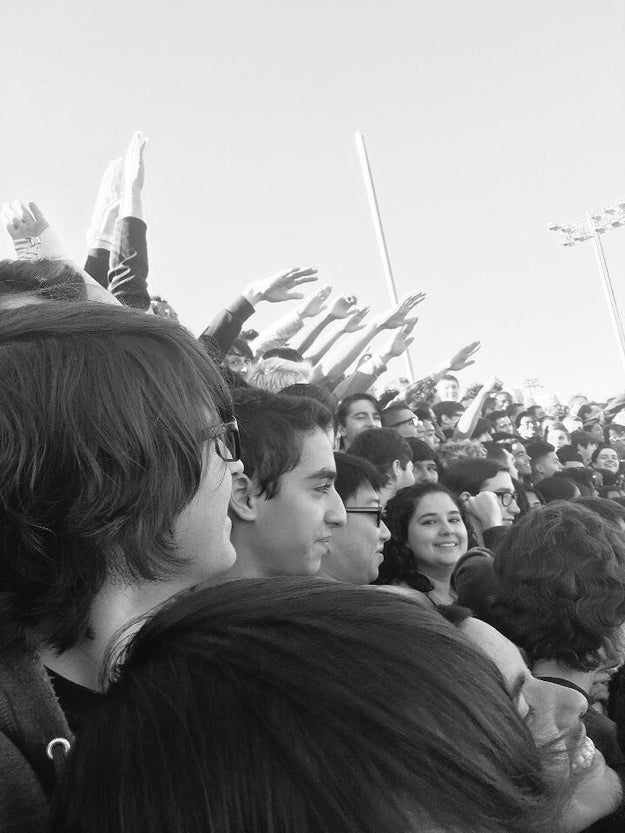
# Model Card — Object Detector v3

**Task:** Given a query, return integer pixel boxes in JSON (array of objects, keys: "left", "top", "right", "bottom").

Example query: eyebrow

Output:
[
  {"left": 306, "top": 468, "right": 337, "bottom": 482},
  {"left": 508, "top": 671, "right": 526, "bottom": 705},
  {"left": 416, "top": 510, "right": 461, "bottom": 520}
]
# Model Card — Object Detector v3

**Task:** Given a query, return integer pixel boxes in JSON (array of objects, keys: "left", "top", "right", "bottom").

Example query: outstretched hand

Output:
[
  {"left": 246, "top": 266, "right": 318, "bottom": 305},
  {"left": 1, "top": 201, "right": 49, "bottom": 239},
  {"left": 298, "top": 284, "right": 332, "bottom": 319},
  {"left": 446, "top": 341, "right": 481, "bottom": 372},
  {"left": 376, "top": 292, "right": 426, "bottom": 330},
  {"left": 86, "top": 157, "right": 123, "bottom": 247},
  {"left": 342, "top": 306, "right": 370, "bottom": 333},
  {"left": 383, "top": 317, "right": 418, "bottom": 358},
  {"left": 124, "top": 131, "right": 148, "bottom": 192},
  {"left": 329, "top": 295, "right": 357, "bottom": 319}
]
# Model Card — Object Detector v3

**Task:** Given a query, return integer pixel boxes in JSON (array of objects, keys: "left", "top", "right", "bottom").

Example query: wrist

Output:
[{"left": 242, "top": 285, "right": 264, "bottom": 307}]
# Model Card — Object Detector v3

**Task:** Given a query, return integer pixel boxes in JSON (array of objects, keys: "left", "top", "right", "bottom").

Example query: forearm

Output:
[
  {"left": 199, "top": 295, "right": 256, "bottom": 360},
  {"left": 108, "top": 217, "right": 150, "bottom": 310},
  {"left": 254, "top": 309, "right": 304, "bottom": 355},
  {"left": 312, "top": 324, "right": 380, "bottom": 384},
  {"left": 291, "top": 313, "right": 335, "bottom": 355},
  {"left": 306, "top": 327, "right": 349, "bottom": 367},
  {"left": 455, "top": 390, "right": 489, "bottom": 438},
  {"left": 83, "top": 249, "right": 110, "bottom": 288}
]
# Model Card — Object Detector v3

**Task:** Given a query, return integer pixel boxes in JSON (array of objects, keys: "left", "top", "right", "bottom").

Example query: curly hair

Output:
[
  {"left": 490, "top": 502, "right": 625, "bottom": 671},
  {"left": 375, "top": 483, "right": 464, "bottom": 591},
  {"left": 436, "top": 439, "right": 487, "bottom": 471}
]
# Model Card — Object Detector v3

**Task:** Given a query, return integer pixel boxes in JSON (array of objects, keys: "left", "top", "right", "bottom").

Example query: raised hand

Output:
[
  {"left": 1, "top": 200, "right": 49, "bottom": 239},
  {"left": 383, "top": 318, "right": 418, "bottom": 358},
  {"left": 342, "top": 306, "right": 370, "bottom": 333},
  {"left": 376, "top": 292, "right": 426, "bottom": 330},
  {"left": 446, "top": 341, "right": 481, "bottom": 372},
  {"left": 298, "top": 284, "right": 332, "bottom": 319},
  {"left": 329, "top": 295, "right": 357, "bottom": 319},
  {"left": 245, "top": 267, "right": 318, "bottom": 305},
  {"left": 463, "top": 492, "right": 502, "bottom": 532},
  {"left": 123, "top": 131, "right": 148, "bottom": 191},
  {"left": 86, "top": 158, "right": 123, "bottom": 247}
]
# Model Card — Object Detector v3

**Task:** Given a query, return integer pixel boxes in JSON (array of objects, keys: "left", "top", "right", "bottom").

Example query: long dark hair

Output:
[
  {"left": 50, "top": 578, "right": 553, "bottom": 833},
  {"left": 375, "top": 483, "right": 465, "bottom": 591}
]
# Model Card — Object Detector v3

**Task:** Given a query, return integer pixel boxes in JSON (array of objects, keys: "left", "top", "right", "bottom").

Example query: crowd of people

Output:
[{"left": 1, "top": 133, "right": 625, "bottom": 832}]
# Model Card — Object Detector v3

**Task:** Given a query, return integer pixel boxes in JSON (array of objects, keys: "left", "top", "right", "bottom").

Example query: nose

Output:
[
  {"left": 508, "top": 498, "right": 521, "bottom": 517},
  {"left": 379, "top": 520, "right": 391, "bottom": 544},
  {"left": 228, "top": 459, "right": 245, "bottom": 477},
  {"left": 326, "top": 486, "right": 348, "bottom": 528}
]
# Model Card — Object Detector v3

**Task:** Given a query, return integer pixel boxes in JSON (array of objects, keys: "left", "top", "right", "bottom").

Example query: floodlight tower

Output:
[{"left": 549, "top": 199, "right": 625, "bottom": 373}]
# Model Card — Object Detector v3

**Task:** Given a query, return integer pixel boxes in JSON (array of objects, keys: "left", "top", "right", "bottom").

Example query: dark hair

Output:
[
  {"left": 405, "top": 437, "right": 436, "bottom": 462},
  {"left": 524, "top": 441, "right": 555, "bottom": 464},
  {"left": 485, "top": 443, "right": 511, "bottom": 466},
  {"left": 578, "top": 403, "right": 601, "bottom": 423},
  {"left": 50, "top": 578, "right": 551, "bottom": 833},
  {"left": 348, "top": 428, "right": 412, "bottom": 480},
  {"left": 0, "top": 258, "right": 89, "bottom": 302},
  {"left": 441, "top": 458, "right": 507, "bottom": 497},
  {"left": 280, "top": 383, "right": 338, "bottom": 414},
  {"left": 226, "top": 337, "right": 254, "bottom": 361},
  {"left": 0, "top": 302, "right": 233, "bottom": 652},
  {"left": 336, "top": 393, "right": 380, "bottom": 427},
  {"left": 380, "top": 403, "right": 415, "bottom": 425},
  {"left": 376, "top": 483, "right": 464, "bottom": 590},
  {"left": 262, "top": 347, "right": 305, "bottom": 363},
  {"left": 232, "top": 388, "right": 333, "bottom": 499},
  {"left": 526, "top": 405, "right": 544, "bottom": 418},
  {"left": 591, "top": 443, "right": 617, "bottom": 465},
  {"left": 486, "top": 410, "right": 510, "bottom": 426},
  {"left": 557, "top": 467, "right": 596, "bottom": 496},
  {"left": 573, "top": 496, "right": 625, "bottom": 527},
  {"left": 333, "top": 452, "right": 387, "bottom": 502},
  {"left": 515, "top": 410, "right": 536, "bottom": 427},
  {"left": 533, "top": 476, "right": 578, "bottom": 503},
  {"left": 569, "top": 430, "right": 596, "bottom": 449},
  {"left": 490, "top": 503, "right": 625, "bottom": 671},
  {"left": 470, "top": 417, "right": 492, "bottom": 439},
  {"left": 556, "top": 445, "right": 582, "bottom": 464},
  {"left": 431, "top": 401, "right": 464, "bottom": 422}
]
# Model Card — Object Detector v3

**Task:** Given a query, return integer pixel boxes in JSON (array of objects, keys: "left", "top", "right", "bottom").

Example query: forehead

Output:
[
  {"left": 391, "top": 408, "right": 414, "bottom": 421},
  {"left": 414, "top": 458, "right": 436, "bottom": 468},
  {"left": 411, "top": 492, "right": 459, "bottom": 517},
  {"left": 461, "top": 618, "right": 525, "bottom": 683},
  {"left": 346, "top": 484, "right": 380, "bottom": 507},
  {"left": 287, "top": 428, "right": 335, "bottom": 477},
  {"left": 481, "top": 471, "right": 513, "bottom": 491},
  {"left": 346, "top": 399, "right": 378, "bottom": 417},
  {"left": 511, "top": 442, "right": 526, "bottom": 453}
]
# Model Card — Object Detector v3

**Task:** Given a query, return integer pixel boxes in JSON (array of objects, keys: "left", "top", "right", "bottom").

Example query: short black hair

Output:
[
  {"left": 431, "top": 401, "right": 464, "bottom": 422},
  {"left": 524, "top": 441, "right": 555, "bottom": 463},
  {"left": 470, "top": 418, "right": 492, "bottom": 439},
  {"left": 441, "top": 458, "right": 507, "bottom": 496},
  {"left": 333, "top": 452, "right": 387, "bottom": 502},
  {"left": 336, "top": 393, "right": 380, "bottom": 427},
  {"left": 348, "top": 428, "right": 412, "bottom": 480},
  {"left": 533, "top": 475, "right": 578, "bottom": 503},
  {"left": 556, "top": 445, "right": 582, "bottom": 464},
  {"left": 570, "top": 430, "right": 596, "bottom": 449},
  {"left": 405, "top": 437, "right": 436, "bottom": 463},
  {"left": 226, "top": 337, "right": 254, "bottom": 361},
  {"left": 233, "top": 388, "right": 333, "bottom": 499}
]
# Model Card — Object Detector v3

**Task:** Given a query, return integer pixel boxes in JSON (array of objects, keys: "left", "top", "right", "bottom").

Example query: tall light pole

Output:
[{"left": 549, "top": 200, "right": 625, "bottom": 373}]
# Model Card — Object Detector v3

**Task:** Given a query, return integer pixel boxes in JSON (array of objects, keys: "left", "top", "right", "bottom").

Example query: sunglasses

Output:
[
  {"left": 346, "top": 507, "right": 384, "bottom": 527},
  {"left": 205, "top": 419, "right": 241, "bottom": 463}
]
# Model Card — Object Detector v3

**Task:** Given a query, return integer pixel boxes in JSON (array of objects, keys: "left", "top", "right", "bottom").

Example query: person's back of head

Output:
[
  {"left": 533, "top": 475, "right": 579, "bottom": 503},
  {"left": 348, "top": 428, "right": 413, "bottom": 493},
  {"left": 0, "top": 301, "right": 235, "bottom": 653},
  {"left": 248, "top": 356, "right": 312, "bottom": 393},
  {"left": 435, "top": 439, "right": 487, "bottom": 471},
  {"left": 0, "top": 258, "right": 116, "bottom": 306},
  {"left": 490, "top": 503, "right": 625, "bottom": 671},
  {"left": 556, "top": 445, "right": 583, "bottom": 466},
  {"left": 573, "top": 495, "right": 625, "bottom": 529},
  {"left": 261, "top": 346, "right": 306, "bottom": 363},
  {"left": 50, "top": 578, "right": 552, "bottom": 833},
  {"left": 441, "top": 457, "right": 507, "bottom": 497}
]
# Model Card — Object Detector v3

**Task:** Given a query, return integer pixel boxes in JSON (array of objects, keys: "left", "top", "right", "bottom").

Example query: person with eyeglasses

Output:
[
  {"left": 380, "top": 403, "right": 420, "bottom": 439},
  {"left": 318, "top": 453, "right": 391, "bottom": 584},
  {"left": 0, "top": 301, "right": 245, "bottom": 830}
]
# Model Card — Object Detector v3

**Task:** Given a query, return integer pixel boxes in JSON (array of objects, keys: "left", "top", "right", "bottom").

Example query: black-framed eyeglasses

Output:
[
  {"left": 493, "top": 491, "right": 517, "bottom": 507},
  {"left": 206, "top": 419, "right": 241, "bottom": 462},
  {"left": 346, "top": 507, "right": 384, "bottom": 527},
  {"left": 388, "top": 416, "right": 417, "bottom": 429}
]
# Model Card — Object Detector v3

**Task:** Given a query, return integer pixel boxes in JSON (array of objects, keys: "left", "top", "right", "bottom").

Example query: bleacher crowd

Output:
[{"left": 0, "top": 133, "right": 624, "bottom": 833}]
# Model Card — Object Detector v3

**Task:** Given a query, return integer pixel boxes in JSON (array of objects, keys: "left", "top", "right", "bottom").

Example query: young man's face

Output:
[
  {"left": 339, "top": 400, "right": 382, "bottom": 449},
  {"left": 249, "top": 428, "right": 347, "bottom": 576},
  {"left": 494, "top": 416, "right": 514, "bottom": 434},
  {"left": 534, "top": 451, "right": 563, "bottom": 479},
  {"left": 436, "top": 378, "right": 459, "bottom": 401},
  {"left": 322, "top": 483, "right": 390, "bottom": 584},
  {"left": 421, "top": 419, "right": 440, "bottom": 451},
  {"left": 412, "top": 459, "right": 439, "bottom": 485},
  {"left": 384, "top": 407, "right": 419, "bottom": 438},
  {"left": 222, "top": 349, "right": 253, "bottom": 379},
  {"left": 440, "top": 410, "right": 463, "bottom": 430},
  {"left": 517, "top": 416, "right": 538, "bottom": 439}
]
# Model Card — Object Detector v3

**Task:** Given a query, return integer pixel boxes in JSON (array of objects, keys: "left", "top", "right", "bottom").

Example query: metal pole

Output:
[
  {"left": 355, "top": 131, "right": 415, "bottom": 380},
  {"left": 586, "top": 213, "right": 625, "bottom": 374}
]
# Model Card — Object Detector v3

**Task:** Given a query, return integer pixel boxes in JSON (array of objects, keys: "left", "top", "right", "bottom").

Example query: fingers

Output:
[
  {"left": 28, "top": 202, "right": 45, "bottom": 223},
  {"left": 403, "top": 317, "right": 419, "bottom": 334}
]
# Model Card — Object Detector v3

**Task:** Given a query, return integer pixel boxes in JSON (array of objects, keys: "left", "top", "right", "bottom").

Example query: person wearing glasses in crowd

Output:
[
  {"left": 380, "top": 403, "right": 420, "bottom": 438},
  {"left": 319, "top": 453, "right": 391, "bottom": 584},
  {"left": 0, "top": 302, "right": 244, "bottom": 830}
]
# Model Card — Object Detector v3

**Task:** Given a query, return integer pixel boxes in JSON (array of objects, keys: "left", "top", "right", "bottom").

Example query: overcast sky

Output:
[{"left": 3, "top": 0, "right": 625, "bottom": 401}]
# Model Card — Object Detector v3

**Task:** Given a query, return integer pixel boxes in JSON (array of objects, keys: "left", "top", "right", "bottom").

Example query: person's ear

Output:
[
  {"left": 229, "top": 472, "right": 260, "bottom": 521},
  {"left": 458, "top": 490, "right": 472, "bottom": 505},
  {"left": 391, "top": 459, "right": 402, "bottom": 481}
]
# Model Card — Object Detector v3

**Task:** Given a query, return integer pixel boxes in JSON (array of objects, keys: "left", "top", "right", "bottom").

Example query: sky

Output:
[{"left": 2, "top": 0, "right": 625, "bottom": 402}]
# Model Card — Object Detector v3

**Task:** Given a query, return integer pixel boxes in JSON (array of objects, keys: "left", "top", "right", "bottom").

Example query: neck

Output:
[
  {"left": 419, "top": 568, "right": 456, "bottom": 603},
  {"left": 42, "top": 578, "right": 195, "bottom": 691},
  {"left": 227, "top": 528, "right": 272, "bottom": 578},
  {"left": 531, "top": 659, "right": 595, "bottom": 694}
]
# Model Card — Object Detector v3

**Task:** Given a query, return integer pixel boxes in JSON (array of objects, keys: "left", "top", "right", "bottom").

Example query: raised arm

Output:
[
  {"left": 199, "top": 266, "right": 318, "bottom": 359},
  {"left": 291, "top": 294, "right": 357, "bottom": 356},
  {"left": 84, "top": 157, "right": 123, "bottom": 286},
  {"left": 1, "top": 200, "right": 66, "bottom": 260},
  {"left": 312, "top": 292, "right": 425, "bottom": 387},
  {"left": 455, "top": 376, "right": 502, "bottom": 439},
  {"left": 306, "top": 304, "right": 369, "bottom": 367},
  {"left": 254, "top": 283, "right": 330, "bottom": 355}
]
